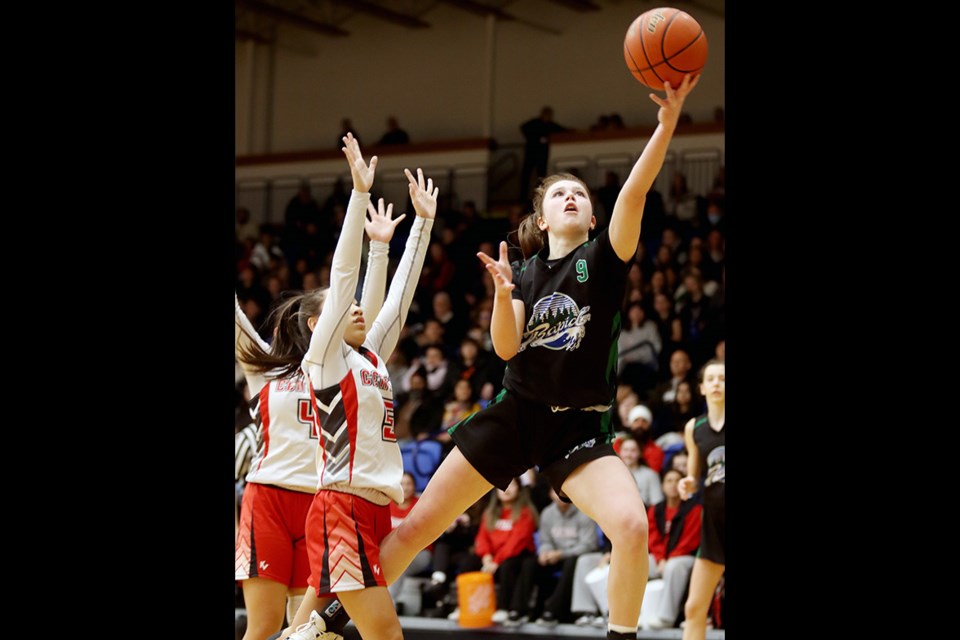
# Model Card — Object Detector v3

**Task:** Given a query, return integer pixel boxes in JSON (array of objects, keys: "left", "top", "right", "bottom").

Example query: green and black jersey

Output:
[{"left": 502, "top": 227, "right": 629, "bottom": 409}]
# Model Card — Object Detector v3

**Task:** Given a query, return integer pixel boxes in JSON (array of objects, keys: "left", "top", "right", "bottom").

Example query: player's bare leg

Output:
[{"left": 682, "top": 558, "right": 724, "bottom": 640}]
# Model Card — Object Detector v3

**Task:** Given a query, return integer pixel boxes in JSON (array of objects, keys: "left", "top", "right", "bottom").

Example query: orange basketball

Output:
[{"left": 624, "top": 7, "right": 707, "bottom": 91}]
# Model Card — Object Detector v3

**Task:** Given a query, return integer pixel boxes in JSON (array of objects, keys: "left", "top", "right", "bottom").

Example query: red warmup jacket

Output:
[
  {"left": 647, "top": 501, "right": 702, "bottom": 564},
  {"left": 642, "top": 441, "right": 665, "bottom": 475},
  {"left": 474, "top": 506, "right": 537, "bottom": 565}
]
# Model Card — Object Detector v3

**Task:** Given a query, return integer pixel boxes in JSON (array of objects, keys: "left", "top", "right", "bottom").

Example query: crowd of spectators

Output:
[{"left": 234, "top": 167, "right": 726, "bottom": 630}]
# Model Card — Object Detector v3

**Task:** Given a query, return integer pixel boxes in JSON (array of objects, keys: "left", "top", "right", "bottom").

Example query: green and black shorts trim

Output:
[{"left": 448, "top": 388, "right": 617, "bottom": 502}]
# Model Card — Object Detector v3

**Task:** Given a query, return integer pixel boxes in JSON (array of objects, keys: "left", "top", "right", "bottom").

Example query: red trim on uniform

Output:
[
  {"left": 307, "top": 383, "right": 328, "bottom": 482},
  {"left": 363, "top": 348, "right": 378, "bottom": 368},
  {"left": 257, "top": 384, "right": 271, "bottom": 472},
  {"left": 341, "top": 374, "right": 360, "bottom": 481}
]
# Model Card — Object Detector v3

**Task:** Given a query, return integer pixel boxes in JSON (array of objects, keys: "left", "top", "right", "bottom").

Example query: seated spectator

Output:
[
  {"left": 441, "top": 379, "right": 481, "bottom": 428},
  {"left": 644, "top": 468, "right": 702, "bottom": 629},
  {"left": 442, "top": 336, "right": 496, "bottom": 402},
  {"left": 654, "top": 379, "right": 701, "bottom": 445},
  {"left": 401, "top": 344, "right": 451, "bottom": 397},
  {"left": 437, "top": 379, "right": 481, "bottom": 450},
  {"left": 448, "top": 478, "right": 538, "bottom": 623},
  {"left": 395, "top": 369, "right": 444, "bottom": 442},
  {"left": 507, "top": 488, "right": 600, "bottom": 627},
  {"left": 569, "top": 536, "right": 611, "bottom": 629},
  {"left": 648, "top": 348, "right": 695, "bottom": 413},
  {"left": 421, "top": 497, "right": 486, "bottom": 617},
  {"left": 622, "top": 405, "right": 665, "bottom": 476},
  {"left": 570, "top": 469, "right": 701, "bottom": 631},
  {"left": 615, "top": 434, "right": 664, "bottom": 507},
  {"left": 618, "top": 301, "right": 662, "bottom": 395}
]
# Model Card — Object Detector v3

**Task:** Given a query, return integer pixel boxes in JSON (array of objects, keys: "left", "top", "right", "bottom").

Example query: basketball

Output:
[{"left": 623, "top": 7, "right": 707, "bottom": 91}]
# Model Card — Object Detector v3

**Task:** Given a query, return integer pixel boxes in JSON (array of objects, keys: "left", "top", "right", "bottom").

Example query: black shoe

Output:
[
  {"left": 423, "top": 581, "right": 448, "bottom": 602},
  {"left": 503, "top": 611, "right": 528, "bottom": 627},
  {"left": 536, "top": 611, "right": 558, "bottom": 627},
  {"left": 422, "top": 606, "right": 447, "bottom": 619}
]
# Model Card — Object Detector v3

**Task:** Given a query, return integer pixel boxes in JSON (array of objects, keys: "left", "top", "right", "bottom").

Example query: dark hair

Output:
[
  {"left": 516, "top": 172, "right": 591, "bottom": 260},
  {"left": 237, "top": 288, "right": 328, "bottom": 379},
  {"left": 697, "top": 358, "right": 725, "bottom": 383},
  {"left": 662, "top": 467, "right": 684, "bottom": 482},
  {"left": 484, "top": 477, "right": 539, "bottom": 529}
]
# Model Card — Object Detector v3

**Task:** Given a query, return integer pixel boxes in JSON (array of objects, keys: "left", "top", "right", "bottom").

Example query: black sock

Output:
[
  {"left": 321, "top": 598, "right": 350, "bottom": 634},
  {"left": 607, "top": 631, "right": 637, "bottom": 640}
]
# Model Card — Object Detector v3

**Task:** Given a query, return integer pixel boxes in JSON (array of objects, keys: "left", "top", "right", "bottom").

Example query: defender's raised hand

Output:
[
  {"left": 341, "top": 132, "right": 377, "bottom": 193},
  {"left": 404, "top": 167, "right": 439, "bottom": 219},
  {"left": 365, "top": 197, "right": 406, "bottom": 244}
]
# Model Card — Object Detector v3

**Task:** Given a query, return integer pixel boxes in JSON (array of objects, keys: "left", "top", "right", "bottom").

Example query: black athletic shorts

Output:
[
  {"left": 447, "top": 388, "right": 617, "bottom": 502},
  {"left": 698, "top": 499, "right": 725, "bottom": 565}
]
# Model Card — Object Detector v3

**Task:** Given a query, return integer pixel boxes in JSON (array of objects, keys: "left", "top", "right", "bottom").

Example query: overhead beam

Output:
[
  {"left": 441, "top": 0, "right": 516, "bottom": 21},
  {"left": 235, "top": 27, "right": 275, "bottom": 44},
  {"left": 547, "top": 0, "right": 601, "bottom": 11},
  {"left": 237, "top": 0, "right": 350, "bottom": 37},
  {"left": 332, "top": 0, "right": 432, "bottom": 28}
]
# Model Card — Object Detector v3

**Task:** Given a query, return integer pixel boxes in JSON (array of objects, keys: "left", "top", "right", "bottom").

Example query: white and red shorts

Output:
[
  {"left": 235, "top": 482, "right": 314, "bottom": 587},
  {"left": 305, "top": 490, "right": 392, "bottom": 596}
]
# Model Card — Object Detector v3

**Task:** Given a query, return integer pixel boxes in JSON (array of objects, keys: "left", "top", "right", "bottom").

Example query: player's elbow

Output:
[{"left": 494, "top": 344, "right": 518, "bottom": 361}]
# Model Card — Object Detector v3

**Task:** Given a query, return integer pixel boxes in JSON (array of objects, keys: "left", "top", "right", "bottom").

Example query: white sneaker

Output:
[
  {"left": 646, "top": 615, "right": 670, "bottom": 630},
  {"left": 447, "top": 607, "right": 460, "bottom": 621},
  {"left": 574, "top": 614, "right": 597, "bottom": 626},
  {"left": 491, "top": 609, "right": 509, "bottom": 623},
  {"left": 285, "top": 610, "right": 343, "bottom": 640},
  {"left": 590, "top": 615, "right": 608, "bottom": 629}
]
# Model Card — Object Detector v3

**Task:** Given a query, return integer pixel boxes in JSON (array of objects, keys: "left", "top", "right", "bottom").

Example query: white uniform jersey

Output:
[
  {"left": 233, "top": 229, "right": 390, "bottom": 494},
  {"left": 304, "top": 189, "right": 433, "bottom": 506}
]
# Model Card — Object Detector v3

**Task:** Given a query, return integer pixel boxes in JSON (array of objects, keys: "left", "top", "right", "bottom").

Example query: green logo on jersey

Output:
[{"left": 576, "top": 259, "right": 588, "bottom": 282}]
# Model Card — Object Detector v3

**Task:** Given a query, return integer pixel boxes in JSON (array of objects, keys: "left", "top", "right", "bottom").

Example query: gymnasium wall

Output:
[{"left": 235, "top": 1, "right": 724, "bottom": 156}]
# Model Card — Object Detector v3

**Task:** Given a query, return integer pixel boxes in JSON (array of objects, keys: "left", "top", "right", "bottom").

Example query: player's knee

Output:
[
  {"left": 684, "top": 591, "right": 709, "bottom": 619},
  {"left": 612, "top": 511, "right": 648, "bottom": 548},
  {"left": 394, "top": 517, "right": 435, "bottom": 550}
]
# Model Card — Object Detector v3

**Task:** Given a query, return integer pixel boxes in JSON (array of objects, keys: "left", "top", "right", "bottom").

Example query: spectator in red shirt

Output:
[
  {"left": 465, "top": 477, "right": 539, "bottom": 621},
  {"left": 644, "top": 468, "right": 702, "bottom": 629}
]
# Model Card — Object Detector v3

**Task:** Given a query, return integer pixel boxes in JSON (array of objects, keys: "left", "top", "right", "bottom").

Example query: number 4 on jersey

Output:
[{"left": 298, "top": 399, "right": 319, "bottom": 439}]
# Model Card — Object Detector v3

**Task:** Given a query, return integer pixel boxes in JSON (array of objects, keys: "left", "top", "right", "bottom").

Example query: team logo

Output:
[
  {"left": 519, "top": 292, "right": 591, "bottom": 352},
  {"left": 564, "top": 437, "right": 597, "bottom": 460},
  {"left": 705, "top": 445, "right": 725, "bottom": 487}
]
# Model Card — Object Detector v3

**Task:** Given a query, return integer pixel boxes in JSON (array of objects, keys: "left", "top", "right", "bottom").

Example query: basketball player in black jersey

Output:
[
  {"left": 350, "top": 74, "right": 701, "bottom": 640},
  {"left": 678, "top": 359, "right": 725, "bottom": 640}
]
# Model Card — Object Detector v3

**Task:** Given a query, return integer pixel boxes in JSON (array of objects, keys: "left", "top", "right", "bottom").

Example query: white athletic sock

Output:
[{"left": 286, "top": 595, "right": 304, "bottom": 627}]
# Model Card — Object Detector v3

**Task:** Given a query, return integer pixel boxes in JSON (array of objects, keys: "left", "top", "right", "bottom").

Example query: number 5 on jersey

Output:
[{"left": 382, "top": 398, "right": 396, "bottom": 442}]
